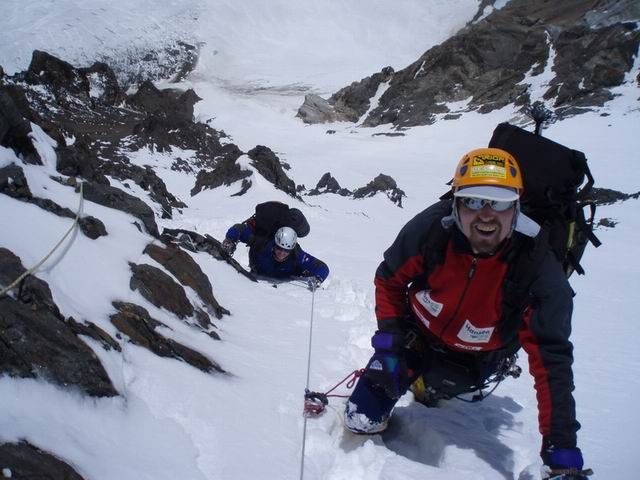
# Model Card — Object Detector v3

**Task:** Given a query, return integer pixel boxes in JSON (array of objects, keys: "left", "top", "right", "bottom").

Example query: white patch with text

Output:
[
  {"left": 457, "top": 319, "right": 494, "bottom": 344},
  {"left": 415, "top": 289, "right": 443, "bottom": 317}
]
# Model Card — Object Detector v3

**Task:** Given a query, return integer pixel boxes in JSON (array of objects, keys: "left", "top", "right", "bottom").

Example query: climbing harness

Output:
[{"left": 0, "top": 182, "right": 84, "bottom": 298}]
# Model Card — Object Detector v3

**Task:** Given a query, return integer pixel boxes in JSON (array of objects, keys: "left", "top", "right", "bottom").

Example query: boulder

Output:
[
  {"left": 0, "top": 442, "right": 85, "bottom": 479},
  {"left": 129, "top": 263, "right": 193, "bottom": 319},
  {"left": 143, "top": 243, "right": 230, "bottom": 319},
  {"left": 110, "top": 302, "right": 224, "bottom": 373}
]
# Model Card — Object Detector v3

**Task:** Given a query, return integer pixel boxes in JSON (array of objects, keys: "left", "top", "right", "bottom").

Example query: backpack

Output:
[
  {"left": 253, "top": 201, "right": 310, "bottom": 239},
  {"left": 488, "top": 122, "right": 601, "bottom": 277}
]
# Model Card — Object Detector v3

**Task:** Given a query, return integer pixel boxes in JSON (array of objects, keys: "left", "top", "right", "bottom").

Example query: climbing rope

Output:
[
  {"left": 298, "top": 284, "right": 364, "bottom": 479},
  {"left": 0, "top": 182, "right": 84, "bottom": 298},
  {"left": 298, "top": 283, "right": 317, "bottom": 480}
]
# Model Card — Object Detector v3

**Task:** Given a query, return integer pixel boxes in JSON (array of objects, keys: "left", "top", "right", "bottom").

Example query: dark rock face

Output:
[
  {"left": 67, "top": 317, "right": 121, "bottom": 352},
  {"left": 0, "top": 90, "right": 41, "bottom": 164},
  {"left": 191, "top": 145, "right": 300, "bottom": 198},
  {"left": 161, "top": 228, "right": 258, "bottom": 283},
  {"left": 589, "top": 187, "right": 640, "bottom": 205},
  {"left": 81, "top": 181, "right": 159, "bottom": 237},
  {"left": 247, "top": 146, "right": 298, "bottom": 197},
  {"left": 305, "top": 172, "right": 406, "bottom": 207},
  {"left": 191, "top": 154, "right": 249, "bottom": 196},
  {"left": 26, "top": 50, "right": 90, "bottom": 98},
  {"left": 300, "top": 0, "right": 640, "bottom": 128},
  {"left": 130, "top": 80, "right": 200, "bottom": 129},
  {"left": 0, "top": 247, "right": 62, "bottom": 318},
  {"left": 352, "top": 174, "right": 406, "bottom": 207},
  {"left": 297, "top": 67, "right": 394, "bottom": 124},
  {"left": 0, "top": 249, "right": 117, "bottom": 397},
  {"left": 0, "top": 442, "right": 85, "bottom": 480},
  {"left": 1, "top": 50, "right": 237, "bottom": 218},
  {"left": 308, "top": 172, "right": 352, "bottom": 196},
  {"left": 110, "top": 301, "right": 224, "bottom": 373},
  {"left": 80, "top": 61, "right": 127, "bottom": 106},
  {"left": 0, "top": 164, "right": 107, "bottom": 239},
  {"left": 143, "top": 243, "right": 230, "bottom": 319},
  {"left": 129, "top": 263, "right": 194, "bottom": 319}
]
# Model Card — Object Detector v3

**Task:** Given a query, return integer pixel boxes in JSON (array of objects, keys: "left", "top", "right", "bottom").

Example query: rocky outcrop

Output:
[
  {"left": 143, "top": 243, "right": 230, "bottom": 319},
  {"left": 353, "top": 174, "right": 406, "bottom": 207},
  {"left": 0, "top": 249, "right": 117, "bottom": 397},
  {"left": 297, "top": 67, "right": 394, "bottom": 124},
  {"left": 308, "top": 172, "right": 352, "bottom": 197},
  {"left": 300, "top": 0, "right": 640, "bottom": 128},
  {"left": 191, "top": 154, "right": 249, "bottom": 196},
  {"left": 129, "top": 263, "right": 194, "bottom": 319},
  {"left": 161, "top": 228, "right": 258, "bottom": 282},
  {"left": 0, "top": 90, "right": 41, "bottom": 164},
  {"left": 191, "top": 145, "right": 300, "bottom": 198},
  {"left": 306, "top": 172, "right": 405, "bottom": 207},
  {"left": 81, "top": 181, "right": 159, "bottom": 237},
  {"left": 110, "top": 302, "right": 224, "bottom": 373},
  {"left": 0, "top": 164, "right": 107, "bottom": 239},
  {"left": 0, "top": 50, "right": 237, "bottom": 218},
  {"left": 0, "top": 442, "right": 85, "bottom": 480},
  {"left": 247, "top": 146, "right": 298, "bottom": 197}
]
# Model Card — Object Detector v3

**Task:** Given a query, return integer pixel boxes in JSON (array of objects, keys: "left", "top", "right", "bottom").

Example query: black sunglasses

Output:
[{"left": 458, "top": 196, "right": 516, "bottom": 212}]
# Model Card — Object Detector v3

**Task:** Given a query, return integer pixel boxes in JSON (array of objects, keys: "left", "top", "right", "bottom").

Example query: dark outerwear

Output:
[{"left": 374, "top": 200, "right": 579, "bottom": 449}]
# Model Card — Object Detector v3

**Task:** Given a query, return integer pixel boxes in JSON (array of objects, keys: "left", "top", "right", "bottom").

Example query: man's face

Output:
[
  {"left": 457, "top": 197, "right": 516, "bottom": 255},
  {"left": 273, "top": 245, "right": 292, "bottom": 262}
]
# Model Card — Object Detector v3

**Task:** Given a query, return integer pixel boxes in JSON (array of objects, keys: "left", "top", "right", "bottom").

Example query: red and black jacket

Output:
[{"left": 375, "top": 200, "right": 580, "bottom": 449}]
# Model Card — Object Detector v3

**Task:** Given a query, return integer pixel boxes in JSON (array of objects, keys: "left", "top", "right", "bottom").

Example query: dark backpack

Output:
[
  {"left": 252, "top": 201, "right": 310, "bottom": 239},
  {"left": 488, "top": 122, "right": 601, "bottom": 276}
]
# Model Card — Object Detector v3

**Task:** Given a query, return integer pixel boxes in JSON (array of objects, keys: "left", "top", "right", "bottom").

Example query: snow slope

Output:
[{"left": 1, "top": 1, "right": 639, "bottom": 479}]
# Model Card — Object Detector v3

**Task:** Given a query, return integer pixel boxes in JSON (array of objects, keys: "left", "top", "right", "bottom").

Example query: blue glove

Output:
[
  {"left": 363, "top": 331, "right": 409, "bottom": 400},
  {"left": 221, "top": 238, "right": 236, "bottom": 255},
  {"left": 542, "top": 447, "right": 591, "bottom": 479}
]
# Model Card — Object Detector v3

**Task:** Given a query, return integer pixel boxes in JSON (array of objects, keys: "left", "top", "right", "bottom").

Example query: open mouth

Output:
[{"left": 474, "top": 223, "right": 498, "bottom": 237}]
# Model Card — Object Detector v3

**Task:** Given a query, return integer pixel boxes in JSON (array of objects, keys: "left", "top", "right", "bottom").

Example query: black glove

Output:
[
  {"left": 222, "top": 238, "right": 236, "bottom": 255},
  {"left": 363, "top": 331, "right": 410, "bottom": 400}
]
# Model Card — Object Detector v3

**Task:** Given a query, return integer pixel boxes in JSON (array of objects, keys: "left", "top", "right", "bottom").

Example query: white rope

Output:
[
  {"left": 0, "top": 182, "right": 84, "bottom": 298},
  {"left": 299, "top": 282, "right": 317, "bottom": 480}
]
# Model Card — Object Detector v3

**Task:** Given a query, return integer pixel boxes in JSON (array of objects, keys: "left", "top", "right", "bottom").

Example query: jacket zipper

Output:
[{"left": 438, "top": 257, "right": 478, "bottom": 342}]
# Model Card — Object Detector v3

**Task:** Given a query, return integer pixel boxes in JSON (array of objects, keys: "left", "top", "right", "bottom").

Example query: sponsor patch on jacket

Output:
[
  {"left": 415, "top": 289, "right": 443, "bottom": 317},
  {"left": 457, "top": 319, "right": 494, "bottom": 344}
]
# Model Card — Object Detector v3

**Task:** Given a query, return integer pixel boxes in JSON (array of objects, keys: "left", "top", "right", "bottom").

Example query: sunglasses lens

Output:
[
  {"left": 460, "top": 197, "right": 514, "bottom": 212},
  {"left": 491, "top": 200, "right": 515, "bottom": 212},
  {"left": 460, "top": 197, "right": 485, "bottom": 210}
]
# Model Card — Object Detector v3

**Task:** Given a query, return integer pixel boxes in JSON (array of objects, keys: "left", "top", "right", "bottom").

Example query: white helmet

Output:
[{"left": 275, "top": 226, "right": 297, "bottom": 250}]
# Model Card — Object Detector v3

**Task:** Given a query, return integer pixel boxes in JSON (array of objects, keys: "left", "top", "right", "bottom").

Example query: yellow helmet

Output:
[{"left": 453, "top": 148, "right": 523, "bottom": 195}]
